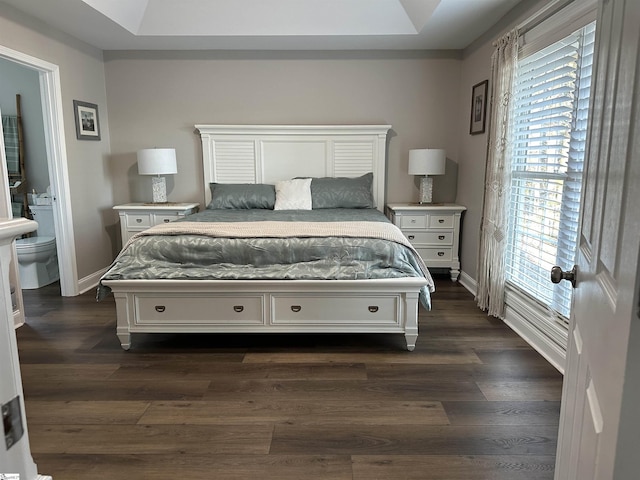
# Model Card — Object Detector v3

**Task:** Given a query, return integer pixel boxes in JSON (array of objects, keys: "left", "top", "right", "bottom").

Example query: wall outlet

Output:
[{"left": 2, "top": 396, "right": 24, "bottom": 450}]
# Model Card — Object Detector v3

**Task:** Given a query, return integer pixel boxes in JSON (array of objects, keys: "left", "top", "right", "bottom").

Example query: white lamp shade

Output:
[
  {"left": 408, "top": 149, "right": 446, "bottom": 176},
  {"left": 137, "top": 148, "right": 178, "bottom": 175}
]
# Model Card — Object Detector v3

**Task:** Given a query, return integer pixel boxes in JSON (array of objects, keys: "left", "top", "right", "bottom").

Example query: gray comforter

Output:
[{"left": 98, "top": 208, "right": 434, "bottom": 308}]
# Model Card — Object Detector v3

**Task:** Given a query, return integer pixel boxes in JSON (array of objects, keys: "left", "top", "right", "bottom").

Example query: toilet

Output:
[{"left": 16, "top": 205, "right": 59, "bottom": 289}]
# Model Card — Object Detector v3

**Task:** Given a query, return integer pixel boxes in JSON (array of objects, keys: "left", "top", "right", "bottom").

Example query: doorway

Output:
[
  {"left": 0, "top": 58, "right": 59, "bottom": 290},
  {"left": 0, "top": 45, "right": 78, "bottom": 299}
]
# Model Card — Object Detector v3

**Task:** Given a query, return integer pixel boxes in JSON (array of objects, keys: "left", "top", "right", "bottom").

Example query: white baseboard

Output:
[
  {"left": 458, "top": 270, "right": 477, "bottom": 296},
  {"left": 78, "top": 267, "right": 108, "bottom": 295},
  {"left": 503, "top": 308, "right": 566, "bottom": 374},
  {"left": 503, "top": 287, "right": 567, "bottom": 374}
]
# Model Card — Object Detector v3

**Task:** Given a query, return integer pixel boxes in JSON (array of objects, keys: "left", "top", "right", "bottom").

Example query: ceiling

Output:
[{"left": 2, "top": 0, "right": 527, "bottom": 51}]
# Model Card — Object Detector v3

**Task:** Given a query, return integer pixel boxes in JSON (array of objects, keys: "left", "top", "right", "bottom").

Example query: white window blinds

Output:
[{"left": 505, "top": 21, "right": 595, "bottom": 320}]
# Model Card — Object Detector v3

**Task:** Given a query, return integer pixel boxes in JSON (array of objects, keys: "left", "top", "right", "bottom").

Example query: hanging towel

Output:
[{"left": 2, "top": 115, "right": 20, "bottom": 175}]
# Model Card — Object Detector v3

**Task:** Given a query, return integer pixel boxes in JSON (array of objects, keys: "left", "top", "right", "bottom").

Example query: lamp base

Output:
[
  {"left": 417, "top": 176, "right": 434, "bottom": 204},
  {"left": 151, "top": 176, "right": 168, "bottom": 203}
]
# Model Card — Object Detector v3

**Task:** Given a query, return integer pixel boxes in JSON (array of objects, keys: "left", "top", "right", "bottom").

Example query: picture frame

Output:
[
  {"left": 469, "top": 80, "right": 488, "bottom": 135},
  {"left": 73, "top": 100, "right": 101, "bottom": 140}
]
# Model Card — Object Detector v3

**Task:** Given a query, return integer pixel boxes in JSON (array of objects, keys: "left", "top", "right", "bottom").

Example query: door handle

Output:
[{"left": 550, "top": 265, "right": 577, "bottom": 288}]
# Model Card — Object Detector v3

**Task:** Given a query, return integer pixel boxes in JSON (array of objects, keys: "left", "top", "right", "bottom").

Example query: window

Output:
[{"left": 505, "top": 21, "right": 596, "bottom": 320}]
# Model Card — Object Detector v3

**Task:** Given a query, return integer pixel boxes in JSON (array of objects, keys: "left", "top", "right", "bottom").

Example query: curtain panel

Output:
[{"left": 475, "top": 29, "right": 519, "bottom": 318}]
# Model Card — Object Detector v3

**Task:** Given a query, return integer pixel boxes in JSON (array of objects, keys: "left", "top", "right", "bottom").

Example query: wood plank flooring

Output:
[{"left": 16, "top": 275, "right": 563, "bottom": 479}]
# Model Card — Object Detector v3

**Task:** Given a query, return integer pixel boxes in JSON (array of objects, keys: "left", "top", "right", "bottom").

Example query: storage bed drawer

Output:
[
  {"left": 135, "top": 295, "right": 264, "bottom": 325},
  {"left": 271, "top": 295, "right": 399, "bottom": 325}
]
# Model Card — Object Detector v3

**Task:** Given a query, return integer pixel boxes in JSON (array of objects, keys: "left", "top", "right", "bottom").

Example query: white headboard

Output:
[{"left": 195, "top": 124, "right": 391, "bottom": 212}]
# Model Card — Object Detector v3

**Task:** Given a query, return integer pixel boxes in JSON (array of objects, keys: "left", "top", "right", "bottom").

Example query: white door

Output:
[{"left": 554, "top": 0, "right": 640, "bottom": 478}]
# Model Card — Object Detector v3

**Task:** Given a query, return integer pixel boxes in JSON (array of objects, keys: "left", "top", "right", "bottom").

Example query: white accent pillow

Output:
[{"left": 274, "top": 178, "right": 312, "bottom": 210}]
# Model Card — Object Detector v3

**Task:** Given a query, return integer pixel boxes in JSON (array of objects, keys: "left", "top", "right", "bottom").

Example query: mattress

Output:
[{"left": 99, "top": 208, "right": 434, "bottom": 307}]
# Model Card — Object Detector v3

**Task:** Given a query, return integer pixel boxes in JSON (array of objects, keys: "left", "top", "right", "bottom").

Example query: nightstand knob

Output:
[
  {"left": 438, "top": 251, "right": 445, "bottom": 257},
  {"left": 163, "top": 218, "right": 170, "bottom": 223},
  {"left": 438, "top": 219, "right": 445, "bottom": 224},
  {"left": 291, "top": 305, "right": 302, "bottom": 313},
  {"left": 411, "top": 219, "right": 416, "bottom": 224},
  {"left": 233, "top": 305, "right": 244, "bottom": 313},
  {"left": 408, "top": 235, "right": 415, "bottom": 240},
  {"left": 438, "top": 235, "right": 445, "bottom": 240},
  {"left": 136, "top": 218, "right": 142, "bottom": 223}
]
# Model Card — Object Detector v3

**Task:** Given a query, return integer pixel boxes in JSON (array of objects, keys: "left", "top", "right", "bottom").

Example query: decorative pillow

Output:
[
  {"left": 310, "top": 172, "right": 375, "bottom": 209},
  {"left": 207, "top": 183, "right": 276, "bottom": 209},
  {"left": 274, "top": 178, "right": 312, "bottom": 210}
]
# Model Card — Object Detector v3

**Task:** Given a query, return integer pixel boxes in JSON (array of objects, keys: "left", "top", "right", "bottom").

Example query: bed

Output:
[{"left": 100, "top": 125, "right": 434, "bottom": 351}]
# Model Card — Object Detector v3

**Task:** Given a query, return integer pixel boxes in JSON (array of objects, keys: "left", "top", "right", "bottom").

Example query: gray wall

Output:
[
  {"left": 103, "top": 51, "right": 462, "bottom": 208},
  {"left": 455, "top": 0, "right": 553, "bottom": 282},
  {"left": 0, "top": 57, "right": 49, "bottom": 195},
  {"left": 0, "top": 2, "right": 115, "bottom": 280}
]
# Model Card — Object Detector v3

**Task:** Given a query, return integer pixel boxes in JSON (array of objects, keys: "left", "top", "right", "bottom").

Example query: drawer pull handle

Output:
[
  {"left": 408, "top": 235, "right": 415, "bottom": 240},
  {"left": 155, "top": 305, "right": 166, "bottom": 313},
  {"left": 438, "top": 251, "right": 445, "bottom": 257},
  {"left": 136, "top": 218, "right": 142, "bottom": 223},
  {"left": 438, "top": 219, "right": 445, "bottom": 223},
  {"left": 291, "top": 305, "right": 302, "bottom": 313},
  {"left": 438, "top": 235, "right": 445, "bottom": 240},
  {"left": 411, "top": 219, "right": 416, "bottom": 223},
  {"left": 163, "top": 218, "right": 170, "bottom": 223},
  {"left": 233, "top": 305, "right": 244, "bottom": 313},
  {"left": 368, "top": 306, "right": 379, "bottom": 313}
]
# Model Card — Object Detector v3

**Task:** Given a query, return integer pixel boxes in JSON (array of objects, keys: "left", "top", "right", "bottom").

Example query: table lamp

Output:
[
  {"left": 137, "top": 148, "right": 177, "bottom": 203},
  {"left": 408, "top": 148, "right": 446, "bottom": 204}
]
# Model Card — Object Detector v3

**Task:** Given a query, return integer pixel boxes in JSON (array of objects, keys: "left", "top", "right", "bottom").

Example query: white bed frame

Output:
[{"left": 104, "top": 125, "right": 429, "bottom": 351}]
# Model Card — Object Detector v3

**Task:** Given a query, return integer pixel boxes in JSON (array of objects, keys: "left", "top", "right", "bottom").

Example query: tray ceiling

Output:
[{"left": 1, "top": 0, "right": 529, "bottom": 50}]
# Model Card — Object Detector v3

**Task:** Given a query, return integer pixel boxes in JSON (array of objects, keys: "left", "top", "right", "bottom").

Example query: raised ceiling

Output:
[{"left": 1, "top": 0, "right": 527, "bottom": 50}]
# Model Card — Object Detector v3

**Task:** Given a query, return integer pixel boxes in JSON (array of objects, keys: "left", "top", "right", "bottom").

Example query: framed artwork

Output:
[
  {"left": 469, "top": 80, "right": 488, "bottom": 135},
  {"left": 73, "top": 100, "right": 101, "bottom": 140}
]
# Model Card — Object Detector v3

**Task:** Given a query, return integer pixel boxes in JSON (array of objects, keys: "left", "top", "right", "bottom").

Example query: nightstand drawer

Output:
[
  {"left": 400, "top": 214, "right": 428, "bottom": 229},
  {"left": 404, "top": 231, "right": 453, "bottom": 245},
  {"left": 155, "top": 214, "right": 179, "bottom": 224},
  {"left": 126, "top": 214, "right": 152, "bottom": 228},
  {"left": 115, "top": 203, "right": 200, "bottom": 246},
  {"left": 429, "top": 215, "right": 454, "bottom": 228},
  {"left": 416, "top": 247, "right": 453, "bottom": 262}
]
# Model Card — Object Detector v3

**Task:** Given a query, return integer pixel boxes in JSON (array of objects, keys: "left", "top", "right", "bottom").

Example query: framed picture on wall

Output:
[
  {"left": 73, "top": 100, "right": 101, "bottom": 140},
  {"left": 469, "top": 80, "right": 488, "bottom": 135}
]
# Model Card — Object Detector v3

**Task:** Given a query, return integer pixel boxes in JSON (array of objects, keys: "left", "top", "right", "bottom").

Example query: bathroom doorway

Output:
[
  {"left": 0, "top": 59, "right": 59, "bottom": 290},
  {"left": 0, "top": 45, "right": 78, "bottom": 304}
]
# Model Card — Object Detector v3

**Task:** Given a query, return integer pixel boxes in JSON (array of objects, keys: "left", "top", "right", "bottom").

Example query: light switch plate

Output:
[{"left": 2, "top": 396, "right": 24, "bottom": 450}]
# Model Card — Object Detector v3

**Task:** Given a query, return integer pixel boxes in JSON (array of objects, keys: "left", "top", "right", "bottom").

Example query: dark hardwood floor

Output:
[{"left": 16, "top": 275, "right": 563, "bottom": 479}]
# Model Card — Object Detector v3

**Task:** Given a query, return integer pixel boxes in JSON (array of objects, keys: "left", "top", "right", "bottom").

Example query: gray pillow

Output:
[
  {"left": 310, "top": 172, "right": 375, "bottom": 209},
  {"left": 207, "top": 183, "right": 276, "bottom": 209}
]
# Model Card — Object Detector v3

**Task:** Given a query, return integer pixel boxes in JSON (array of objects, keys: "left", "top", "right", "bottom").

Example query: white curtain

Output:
[{"left": 475, "top": 29, "right": 519, "bottom": 318}]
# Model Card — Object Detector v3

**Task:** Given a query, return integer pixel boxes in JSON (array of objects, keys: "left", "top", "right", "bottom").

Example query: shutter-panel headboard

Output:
[{"left": 196, "top": 125, "right": 391, "bottom": 212}]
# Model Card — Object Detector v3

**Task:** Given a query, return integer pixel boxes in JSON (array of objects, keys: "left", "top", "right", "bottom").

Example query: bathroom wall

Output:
[{"left": 0, "top": 57, "right": 49, "bottom": 198}]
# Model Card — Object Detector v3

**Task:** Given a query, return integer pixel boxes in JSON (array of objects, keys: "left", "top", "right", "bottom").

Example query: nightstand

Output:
[
  {"left": 386, "top": 203, "right": 466, "bottom": 281},
  {"left": 113, "top": 202, "right": 199, "bottom": 244}
]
